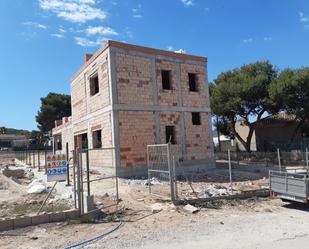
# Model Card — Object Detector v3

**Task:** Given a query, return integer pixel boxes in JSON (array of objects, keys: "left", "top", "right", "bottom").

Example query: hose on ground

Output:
[{"left": 63, "top": 221, "right": 123, "bottom": 249}]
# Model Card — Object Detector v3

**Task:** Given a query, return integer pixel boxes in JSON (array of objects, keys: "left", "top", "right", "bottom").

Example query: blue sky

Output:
[{"left": 0, "top": 0, "right": 308, "bottom": 131}]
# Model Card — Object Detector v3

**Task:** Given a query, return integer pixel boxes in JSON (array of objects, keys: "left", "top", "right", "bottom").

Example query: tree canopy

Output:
[
  {"left": 210, "top": 61, "right": 278, "bottom": 152},
  {"left": 36, "top": 92, "right": 71, "bottom": 132},
  {"left": 269, "top": 67, "right": 309, "bottom": 142}
]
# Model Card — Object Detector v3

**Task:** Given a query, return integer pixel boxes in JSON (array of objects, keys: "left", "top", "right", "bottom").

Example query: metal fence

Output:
[
  {"left": 147, "top": 144, "right": 177, "bottom": 201},
  {"left": 0, "top": 149, "right": 74, "bottom": 219},
  {"left": 146, "top": 146, "right": 309, "bottom": 202},
  {"left": 177, "top": 149, "right": 309, "bottom": 201},
  {"left": 74, "top": 147, "right": 119, "bottom": 216},
  {"left": 15, "top": 149, "right": 54, "bottom": 172}
]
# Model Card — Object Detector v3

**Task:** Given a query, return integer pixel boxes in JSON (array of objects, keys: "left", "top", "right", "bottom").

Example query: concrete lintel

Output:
[
  {"left": 109, "top": 46, "right": 206, "bottom": 66},
  {"left": 113, "top": 104, "right": 211, "bottom": 113},
  {"left": 73, "top": 129, "right": 88, "bottom": 136},
  {"left": 72, "top": 105, "right": 113, "bottom": 126}
]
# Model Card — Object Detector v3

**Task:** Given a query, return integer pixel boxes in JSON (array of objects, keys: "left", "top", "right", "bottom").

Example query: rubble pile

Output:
[{"left": 197, "top": 185, "right": 234, "bottom": 198}]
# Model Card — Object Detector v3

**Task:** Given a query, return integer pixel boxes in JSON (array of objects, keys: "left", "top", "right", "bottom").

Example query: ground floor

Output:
[{"left": 52, "top": 109, "right": 215, "bottom": 177}]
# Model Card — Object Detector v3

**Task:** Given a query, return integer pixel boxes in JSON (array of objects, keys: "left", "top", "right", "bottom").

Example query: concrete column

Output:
[
  {"left": 108, "top": 48, "right": 121, "bottom": 175},
  {"left": 204, "top": 62, "right": 215, "bottom": 159},
  {"left": 151, "top": 58, "right": 161, "bottom": 144},
  {"left": 176, "top": 63, "right": 187, "bottom": 159}
]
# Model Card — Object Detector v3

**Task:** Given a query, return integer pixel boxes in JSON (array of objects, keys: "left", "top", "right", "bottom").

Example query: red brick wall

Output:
[
  {"left": 88, "top": 59, "right": 110, "bottom": 113},
  {"left": 184, "top": 112, "right": 212, "bottom": 160},
  {"left": 181, "top": 63, "right": 208, "bottom": 107},
  {"left": 71, "top": 56, "right": 110, "bottom": 120},
  {"left": 119, "top": 111, "right": 156, "bottom": 167},
  {"left": 116, "top": 53, "right": 153, "bottom": 105},
  {"left": 156, "top": 59, "right": 179, "bottom": 106},
  {"left": 71, "top": 77, "right": 87, "bottom": 120},
  {"left": 160, "top": 112, "right": 183, "bottom": 158}
]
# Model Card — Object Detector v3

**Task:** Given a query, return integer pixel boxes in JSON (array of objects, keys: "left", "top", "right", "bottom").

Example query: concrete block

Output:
[
  {"left": 81, "top": 209, "right": 103, "bottom": 221},
  {"left": 31, "top": 214, "right": 50, "bottom": 226},
  {"left": 13, "top": 216, "right": 31, "bottom": 229},
  {"left": 0, "top": 219, "right": 14, "bottom": 231},
  {"left": 49, "top": 212, "right": 66, "bottom": 222},
  {"left": 183, "top": 204, "right": 199, "bottom": 214},
  {"left": 64, "top": 209, "right": 79, "bottom": 220},
  {"left": 84, "top": 194, "right": 94, "bottom": 213}
]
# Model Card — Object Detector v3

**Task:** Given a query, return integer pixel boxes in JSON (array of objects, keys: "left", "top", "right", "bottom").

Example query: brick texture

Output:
[
  {"left": 156, "top": 59, "right": 179, "bottom": 106},
  {"left": 119, "top": 111, "right": 156, "bottom": 167},
  {"left": 184, "top": 112, "right": 212, "bottom": 160},
  {"left": 116, "top": 53, "right": 153, "bottom": 105},
  {"left": 53, "top": 42, "right": 214, "bottom": 175}
]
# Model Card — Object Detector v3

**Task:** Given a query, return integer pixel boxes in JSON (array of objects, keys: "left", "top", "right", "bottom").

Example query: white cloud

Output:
[
  {"left": 299, "top": 11, "right": 309, "bottom": 30},
  {"left": 167, "top": 46, "right": 187, "bottom": 53},
  {"left": 174, "top": 48, "right": 187, "bottom": 54},
  {"left": 23, "top": 21, "right": 47, "bottom": 29},
  {"left": 51, "top": 33, "right": 64, "bottom": 38},
  {"left": 58, "top": 27, "right": 66, "bottom": 33},
  {"left": 74, "top": 26, "right": 118, "bottom": 46},
  {"left": 243, "top": 38, "right": 253, "bottom": 44},
  {"left": 74, "top": 36, "right": 107, "bottom": 47},
  {"left": 85, "top": 26, "right": 118, "bottom": 36},
  {"left": 181, "top": 0, "right": 194, "bottom": 7},
  {"left": 132, "top": 4, "right": 142, "bottom": 18},
  {"left": 124, "top": 28, "right": 133, "bottom": 38},
  {"left": 263, "top": 37, "right": 272, "bottom": 42},
  {"left": 39, "top": 0, "right": 106, "bottom": 23},
  {"left": 299, "top": 12, "right": 309, "bottom": 22}
]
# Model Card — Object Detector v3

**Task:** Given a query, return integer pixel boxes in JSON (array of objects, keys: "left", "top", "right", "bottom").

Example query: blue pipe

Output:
[{"left": 64, "top": 222, "right": 123, "bottom": 249}]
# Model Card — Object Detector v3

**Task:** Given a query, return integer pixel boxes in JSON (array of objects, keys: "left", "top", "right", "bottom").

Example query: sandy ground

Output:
[{"left": 1, "top": 198, "right": 309, "bottom": 249}]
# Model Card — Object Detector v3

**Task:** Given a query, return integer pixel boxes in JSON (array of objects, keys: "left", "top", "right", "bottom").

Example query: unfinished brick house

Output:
[{"left": 52, "top": 41, "right": 214, "bottom": 176}]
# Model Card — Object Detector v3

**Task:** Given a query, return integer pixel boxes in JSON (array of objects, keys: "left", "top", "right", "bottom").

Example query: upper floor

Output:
[{"left": 70, "top": 41, "right": 210, "bottom": 123}]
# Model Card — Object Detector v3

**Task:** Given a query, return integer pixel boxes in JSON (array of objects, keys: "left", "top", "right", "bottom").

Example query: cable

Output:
[{"left": 64, "top": 221, "right": 123, "bottom": 249}]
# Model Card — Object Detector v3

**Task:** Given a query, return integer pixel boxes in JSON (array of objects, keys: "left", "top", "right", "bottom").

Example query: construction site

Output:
[{"left": 0, "top": 40, "right": 309, "bottom": 248}]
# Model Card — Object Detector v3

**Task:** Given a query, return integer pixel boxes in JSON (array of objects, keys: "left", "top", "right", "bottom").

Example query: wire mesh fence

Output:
[
  {"left": 147, "top": 144, "right": 176, "bottom": 201},
  {"left": 0, "top": 149, "right": 74, "bottom": 219},
  {"left": 75, "top": 147, "right": 119, "bottom": 215},
  {"left": 15, "top": 149, "right": 54, "bottom": 172},
  {"left": 174, "top": 149, "right": 309, "bottom": 201}
]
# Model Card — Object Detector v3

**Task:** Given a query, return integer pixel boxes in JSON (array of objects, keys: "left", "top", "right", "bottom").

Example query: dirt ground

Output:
[
  {"left": 0, "top": 157, "right": 73, "bottom": 218},
  {"left": 1, "top": 156, "right": 308, "bottom": 249},
  {"left": 1, "top": 197, "right": 309, "bottom": 249}
]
